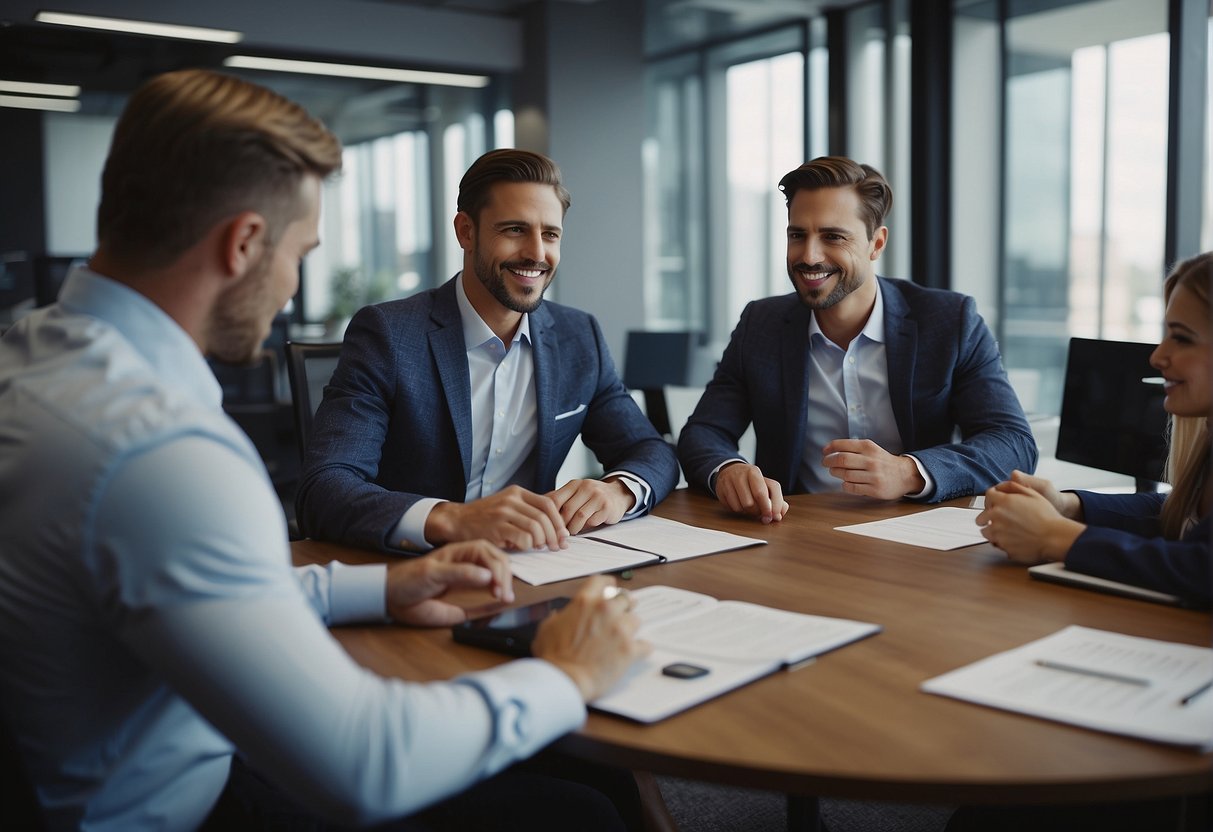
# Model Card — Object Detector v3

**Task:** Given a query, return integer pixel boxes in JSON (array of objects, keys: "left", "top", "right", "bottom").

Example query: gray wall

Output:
[{"left": 535, "top": 0, "right": 648, "bottom": 365}]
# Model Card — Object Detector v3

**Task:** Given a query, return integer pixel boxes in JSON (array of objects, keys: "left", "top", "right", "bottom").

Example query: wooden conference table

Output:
[{"left": 292, "top": 489, "right": 1212, "bottom": 813}]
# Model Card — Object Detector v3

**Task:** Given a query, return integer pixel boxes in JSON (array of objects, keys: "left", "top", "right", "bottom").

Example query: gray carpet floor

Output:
[{"left": 657, "top": 777, "right": 954, "bottom": 832}]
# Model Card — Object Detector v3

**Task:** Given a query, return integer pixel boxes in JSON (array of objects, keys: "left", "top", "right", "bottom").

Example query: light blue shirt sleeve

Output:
[
  {"left": 294, "top": 561, "right": 389, "bottom": 625},
  {"left": 92, "top": 436, "right": 586, "bottom": 826}
]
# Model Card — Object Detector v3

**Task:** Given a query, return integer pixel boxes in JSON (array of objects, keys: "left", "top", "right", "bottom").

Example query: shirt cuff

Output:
[
  {"left": 902, "top": 454, "right": 935, "bottom": 500},
  {"left": 457, "top": 658, "right": 586, "bottom": 768},
  {"left": 707, "top": 458, "right": 748, "bottom": 496},
  {"left": 604, "top": 471, "right": 651, "bottom": 517},
  {"left": 328, "top": 562, "right": 388, "bottom": 625},
  {"left": 394, "top": 498, "right": 446, "bottom": 551}
]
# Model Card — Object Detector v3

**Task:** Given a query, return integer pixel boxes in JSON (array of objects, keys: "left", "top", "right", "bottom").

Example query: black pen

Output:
[
  {"left": 1034, "top": 659, "right": 1151, "bottom": 687},
  {"left": 1179, "top": 679, "right": 1213, "bottom": 706}
]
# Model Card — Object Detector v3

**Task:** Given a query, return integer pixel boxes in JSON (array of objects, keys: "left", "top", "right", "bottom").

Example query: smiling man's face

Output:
[
  {"left": 785, "top": 186, "right": 885, "bottom": 311},
  {"left": 466, "top": 181, "right": 563, "bottom": 315}
]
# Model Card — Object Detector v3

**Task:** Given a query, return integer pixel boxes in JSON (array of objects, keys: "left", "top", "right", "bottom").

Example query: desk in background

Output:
[{"left": 293, "top": 490, "right": 1212, "bottom": 811}]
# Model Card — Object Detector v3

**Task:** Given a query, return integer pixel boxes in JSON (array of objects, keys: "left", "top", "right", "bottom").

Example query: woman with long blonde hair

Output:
[{"left": 978, "top": 251, "right": 1211, "bottom": 607}]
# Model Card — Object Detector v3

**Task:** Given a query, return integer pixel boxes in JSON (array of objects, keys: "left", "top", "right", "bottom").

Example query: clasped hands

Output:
[
  {"left": 976, "top": 470, "right": 1085, "bottom": 563},
  {"left": 714, "top": 438, "right": 926, "bottom": 521},
  {"left": 425, "top": 478, "right": 636, "bottom": 551}
]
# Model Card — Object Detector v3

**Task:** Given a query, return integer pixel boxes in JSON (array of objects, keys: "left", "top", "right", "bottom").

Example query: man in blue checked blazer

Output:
[
  {"left": 297, "top": 149, "right": 679, "bottom": 554},
  {"left": 677, "top": 157, "right": 1037, "bottom": 523}
]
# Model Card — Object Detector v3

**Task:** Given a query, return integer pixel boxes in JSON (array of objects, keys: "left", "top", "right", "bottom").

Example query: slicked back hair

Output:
[
  {"left": 97, "top": 69, "right": 342, "bottom": 270},
  {"left": 777, "top": 156, "right": 892, "bottom": 240},
  {"left": 457, "top": 148, "right": 571, "bottom": 222}
]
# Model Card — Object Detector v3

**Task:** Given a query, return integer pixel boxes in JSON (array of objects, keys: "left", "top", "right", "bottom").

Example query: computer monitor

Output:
[{"left": 1055, "top": 337, "right": 1168, "bottom": 491}]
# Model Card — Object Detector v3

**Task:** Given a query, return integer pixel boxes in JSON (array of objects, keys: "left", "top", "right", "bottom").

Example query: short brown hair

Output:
[
  {"left": 456, "top": 149, "right": 571, "bottom": 221},
  {"left": 777, "top": 156, "right": 892, "bottom": 240},
  {"left": 97, "top": 69, "right": 342, "bottom": 270}
]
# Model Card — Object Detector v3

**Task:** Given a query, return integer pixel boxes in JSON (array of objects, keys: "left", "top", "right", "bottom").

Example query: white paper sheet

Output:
[
  {"left": 835, "top": 507, "right": 986, "bottom": 550},
  {"left": 584, "top": 514, "right": 766, "bottom": 562},
  {"left": 922, "top": 625, "right": 1213, "bottom": 750},
  {"left": 507, "top": 515, "right": 767, "bottom": 585},
  {"left": 507, "top": 537, "right": 657, "bottom": 586},
  {"left": 592, "top": 586, "right": 880, "bottom": 723}
]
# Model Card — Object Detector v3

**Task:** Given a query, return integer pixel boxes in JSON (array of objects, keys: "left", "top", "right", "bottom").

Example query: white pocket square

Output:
[{"left": 554, "top": 403, "right": 587, "bottom": 421}]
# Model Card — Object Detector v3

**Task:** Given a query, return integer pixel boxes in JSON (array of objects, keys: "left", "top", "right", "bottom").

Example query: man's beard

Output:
[
  {"left": 789, "top": 264, "right": 861, "bottom": 310},
  {"left": 208, "top": 249, "right": 275, "bottom": 365},
  {"left": 473, "top": 248, "right": 551, "bottom": 314}
]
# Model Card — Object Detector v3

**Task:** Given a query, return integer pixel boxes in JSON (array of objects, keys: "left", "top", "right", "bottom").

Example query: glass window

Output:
[
  {"left": 1006, "top": 0, "right": 1168, "bottom": 415},
  {"left": 844, "top": 0, "right": 911, "bottom": 279},
  {"left": 300, "top": 83, "right": 496, "bottom": 330},
  {"left": 723, "top": 52, "right": 804, "bottom": 330},
  {"left": 644, "top": 56, "right": 706, "bottom": 333},
  {"left": 644, "top": 26, "right": 811, "bottom": 342}
]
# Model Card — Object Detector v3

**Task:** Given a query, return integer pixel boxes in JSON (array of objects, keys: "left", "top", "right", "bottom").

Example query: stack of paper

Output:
[{"left": 922, "top": 625, "right": 1213, "bottom": 750}]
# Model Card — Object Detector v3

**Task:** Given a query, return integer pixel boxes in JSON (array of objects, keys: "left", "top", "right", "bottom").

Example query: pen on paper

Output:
[
  {"left": 1179, "top": 679, "right": 1213, "bottom": 706},
  {"left": 1034, "top": 659, "right": 1152, "bottom": 687}
]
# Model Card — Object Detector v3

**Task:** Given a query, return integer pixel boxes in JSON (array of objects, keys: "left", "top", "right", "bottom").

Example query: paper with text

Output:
[
  {"left": 921, "top": 625, "right": 1213, "bottom": 750},
  {"left": 835, "top": 507, "right": 986, "bottom": 550},
  {"left": 508, "top": 515, "right": 766, "bottom": 585},
  {"left": 584, "top": 515, "right": 766, "bottom": 562},
  {"left": 507, "top": 537, "right": 657, "bottom": 586},
  {"left": 592, "top": 586, "right": 881, "bottom": 722}
]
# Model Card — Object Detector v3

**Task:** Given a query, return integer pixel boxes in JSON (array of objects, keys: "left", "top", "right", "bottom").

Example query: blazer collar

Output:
[{"left": 879, "top": 277, "right": 917, "bottom": 442}]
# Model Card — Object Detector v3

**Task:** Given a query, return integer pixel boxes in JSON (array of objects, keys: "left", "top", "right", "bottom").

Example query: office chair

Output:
[
  {"left": 285, "top": 341, "right": 342, "bottom": 461},
  {"left": 1055, "top": 337, "right": 1168, "bottom": 492},
  {"left": 622, "top": 331, "right": 696, "bottom": 440}
]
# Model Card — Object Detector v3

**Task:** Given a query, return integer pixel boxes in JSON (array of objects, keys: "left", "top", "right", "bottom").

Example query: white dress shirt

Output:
[
  {"left": 801, "top": 280, "right": 932, "bottom": 496},
  {"left": 0, "top": 268, "right": 584, "bottom": 831}
]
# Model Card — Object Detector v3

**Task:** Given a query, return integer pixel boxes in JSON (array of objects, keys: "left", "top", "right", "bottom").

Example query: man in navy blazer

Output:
[
  {"left": 678, "top": 156, "right": 1037, "bottom": 521},
  {"left": 297, "top": 149, "right": 679, "bottom": 553}
]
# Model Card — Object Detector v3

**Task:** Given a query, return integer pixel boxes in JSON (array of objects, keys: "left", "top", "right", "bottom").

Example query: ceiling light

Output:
[
  {"left": 223, "top": 56, "right": 489, "bottom": 89},
  {"left": 35, "top": 11, "right": 243, "bottom": 44},
  {"left": 0, "top": 80, "right": 81, "bottom": 97},
  {"left": 0, "top": 94, "right": 81, "bottom": 113}
]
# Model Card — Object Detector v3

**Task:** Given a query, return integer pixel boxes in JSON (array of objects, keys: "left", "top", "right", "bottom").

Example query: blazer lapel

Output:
[
  {"left": 781, "top": 301, "right": 812, "bottom": 488},
  {"left": 530, "top": 303, "right": 557, "bottom": 481},
  {"left": 428, "top": 279, "right": 474, "bottom": 484},
  {"left": 881, "top": 278, "right": 917, "bottom": 444}
]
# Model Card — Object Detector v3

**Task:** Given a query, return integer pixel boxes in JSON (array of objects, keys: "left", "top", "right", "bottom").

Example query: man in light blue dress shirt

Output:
[
  {"left": 678, "top": 156, "right": 1036, "bottom": 522},
  {"left": 0, "top": 69, "right": 647, "bottom": 832},
  {"left": 297, "top": 149, "right": 679, "bottom": 554}
]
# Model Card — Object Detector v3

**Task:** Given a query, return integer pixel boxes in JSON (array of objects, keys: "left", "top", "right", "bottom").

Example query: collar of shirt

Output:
[
  {"left": 807, "top": 276, "right": 886, "bottom": 349},
  {"left": 454, "top": 270, "right": 532, "bottom": 353},
  {"left": 57, "top": 265, "right": 223, "bottom": 410}
]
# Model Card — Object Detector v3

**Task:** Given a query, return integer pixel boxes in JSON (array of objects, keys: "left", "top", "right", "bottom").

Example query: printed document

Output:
[
  {"left": 835, "top": 507, "right": 986, "bottom": 550},
  {"left": 509, "top": 515, "right": 766, "bottom": 585},
  {"left": 921, "top": 625, "right": 1213, "bottom": 750},
  {"left": 592, "top": 585, "right": 881, "bottom": 723}
]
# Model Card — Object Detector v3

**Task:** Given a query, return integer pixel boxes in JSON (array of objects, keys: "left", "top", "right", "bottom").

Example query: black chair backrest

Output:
[
  {"left": 622, "top": 331, "right": 696, "bottom": 438},
  {"left": 285, "top": 341, "right": 342, "bottom": 461}
]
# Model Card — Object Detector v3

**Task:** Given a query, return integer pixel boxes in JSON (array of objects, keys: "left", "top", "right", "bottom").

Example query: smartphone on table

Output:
[{"left": 452, "top": 597, "right": 570, "bottom": 657}]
